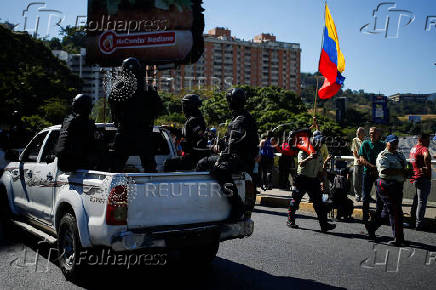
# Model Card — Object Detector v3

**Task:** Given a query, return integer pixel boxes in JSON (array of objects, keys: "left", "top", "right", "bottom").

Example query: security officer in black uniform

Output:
[
  {"left": 163, "top": 94, "right": 209, "bottom": 171},
  {"left": 197, "top": 88, "right": 259, "bottom": 220},
  {"left": 55, "top": 94, "right": 97, "bottom": 172},
  {"left": 109, "top": 57, "right": 163, "bottom": 172}
]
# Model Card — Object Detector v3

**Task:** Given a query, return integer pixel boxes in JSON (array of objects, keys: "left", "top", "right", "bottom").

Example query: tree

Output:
[
  {"left": 59, "top": 26, "right": 86, "bottom": 54},
  {"left": 0, "top": 26, "right": 82, "bottom": 135}
]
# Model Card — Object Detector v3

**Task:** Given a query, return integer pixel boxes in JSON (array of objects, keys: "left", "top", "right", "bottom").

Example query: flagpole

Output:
[
  {"left": 314, "top": 1, "right": 327, "bottom": 118},
  {"left": 313, "top": 76, "right": 319, "bottom": 117}
]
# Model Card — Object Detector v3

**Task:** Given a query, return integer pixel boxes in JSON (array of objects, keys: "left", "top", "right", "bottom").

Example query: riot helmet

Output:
[
  {"left": 121, "top": 57, "right": 141, "bottom": 73},
  {"left": 72, "top": 94, "right": 93, "bottom": 116},
  {"left": 182, "top": 94, "right": 202, "bottom": 117},
  {"left": 226, "top": 88, "right": 246, "bottom": 112}
]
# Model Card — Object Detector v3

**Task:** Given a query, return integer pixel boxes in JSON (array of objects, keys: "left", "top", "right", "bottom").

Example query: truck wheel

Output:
[
  {"left": 181, "top": 241, "right": 220, "bottom": 266},
  {"left": 57, "top": 213, "right": 83, "bottom": 281}
]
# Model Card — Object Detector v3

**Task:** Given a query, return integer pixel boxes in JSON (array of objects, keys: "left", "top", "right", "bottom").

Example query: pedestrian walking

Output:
[
  {"left": 409, "top": 133, "right": 432, "bottom": 230},
  {"left": 366, "top": 135, "right": 410, "bottom": 247},
  {"left": 351, "top": 127, "right": 365, "bottom": 201},
  {"left": 358, "top": 127, "right": 386, "bottom": 222},
  {"left": 286, "top": 133, "right": 336, "bottom": 232}
]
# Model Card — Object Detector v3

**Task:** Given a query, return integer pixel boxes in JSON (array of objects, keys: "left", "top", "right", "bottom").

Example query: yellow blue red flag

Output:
[{"left": 318, "top": 3, "right": 345, "bottom": 99}]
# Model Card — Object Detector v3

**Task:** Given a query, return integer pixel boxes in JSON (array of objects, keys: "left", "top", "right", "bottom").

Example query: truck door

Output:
[
  {"left": 12, "top": 131, "right": 49, "bottom": 213},
  {"left": 27, "top": 130, "right": 59, "bottom": 222}
]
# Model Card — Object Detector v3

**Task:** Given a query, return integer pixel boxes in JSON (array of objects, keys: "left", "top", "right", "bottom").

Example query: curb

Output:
[{"left": 256, "top": 195, "right": 364, "bottom": 219}]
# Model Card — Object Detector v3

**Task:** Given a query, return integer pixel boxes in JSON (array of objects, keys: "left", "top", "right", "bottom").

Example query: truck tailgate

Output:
[{"left": 125, "top": 172, "right": 246, "bottom": 229}]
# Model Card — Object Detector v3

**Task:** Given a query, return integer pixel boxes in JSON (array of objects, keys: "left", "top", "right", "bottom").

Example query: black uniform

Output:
[
  {"left": 197, "top": 88, "right": 259, "bottom": 220},
  {"left": 164, "top": 113, "right": 208, "bottom": 171},
  {"left": 109, "top": 58, "right": 163, "bottom": 172},
  {"left": 55, "top": 95, "right": 96, "bottom": 172}
]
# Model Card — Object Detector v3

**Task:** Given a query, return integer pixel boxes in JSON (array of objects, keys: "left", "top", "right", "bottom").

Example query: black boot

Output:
[
  {"left": 287, "top": 208, "right": 299, "bottom": 229},
  {"left": 320, "top": 223, "right": 336, "bottom": 233}
]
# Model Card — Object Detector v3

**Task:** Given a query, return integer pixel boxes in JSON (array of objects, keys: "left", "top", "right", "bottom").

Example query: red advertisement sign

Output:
[
  {"left": 86, "top": 0, "right": 204, "bottom": 67},
  {"left": 99, "top": 31, "right": 176, "bottom": 54}
]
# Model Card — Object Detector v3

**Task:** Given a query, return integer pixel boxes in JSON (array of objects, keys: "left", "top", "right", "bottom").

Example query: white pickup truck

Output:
[{"left": 0, "top": 124, "right": 255, "bottom": 279}]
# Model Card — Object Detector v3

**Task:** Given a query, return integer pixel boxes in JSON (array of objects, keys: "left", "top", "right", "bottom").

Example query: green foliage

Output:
[
  {"left": 21, "top": 115, "right": 52, "bottom": 134},
  {"left": 91, "top": 97, "right": 112, "bottom": 123},
  {"left": 156, "top": 86, "right": 344, "bottom": 139},
  {"left": 59, "top": 26, "right": 86, "bottom": 54},
  {"left": 39, "top": 98, "right": 70, "bottom": 124},
  {"left": 0, "top": 26, "right": 82, "bottom": 135}
]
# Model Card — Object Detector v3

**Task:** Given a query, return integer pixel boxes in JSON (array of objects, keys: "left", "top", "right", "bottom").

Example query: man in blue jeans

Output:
[
  {"left": 359, "top": 127, "right": 386, "bottom": 222},
  {"left": 409, "top": 133, "right": 432, "bottom": 230}
]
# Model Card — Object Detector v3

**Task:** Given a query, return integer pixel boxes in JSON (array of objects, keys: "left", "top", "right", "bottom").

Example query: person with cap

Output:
[
  {"left": 366, "top": 135, "right": 410, "bottom": 246},
  {"left": 358, "top": 127, "right": 386, "bottom": 222},
  {"left": 197, "top": 88, "right": 259, "bottom": 221},
  {"left": 163, "top": 94, "right": 209, "bottom": 171},
  {"left": 287, "top": 132, "right": 336, "bottom": 232},
  {"left": 351, "top": 127, "right": 365, "bottom": 202},
  {"left": 408, "top": 133, "right": 432, "bottom": 230},
  {"left": 109, "top": 57, "right": 163, "bottom": 172},
  {"left": 55, "top": 94, "right": 97, "bottom": 172}
]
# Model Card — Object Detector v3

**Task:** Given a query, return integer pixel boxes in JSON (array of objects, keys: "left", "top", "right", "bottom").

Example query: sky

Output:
[{"left": 1, "top": 0, "right": 435, "bottom": 96}]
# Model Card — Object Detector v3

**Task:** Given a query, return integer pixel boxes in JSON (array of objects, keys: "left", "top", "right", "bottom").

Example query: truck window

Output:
[
  {"left": 21, "top": 131, "right": 49, "bottom": 163},
  {"left": 40, "top": 130, "right": 60, "bottom": 163}
]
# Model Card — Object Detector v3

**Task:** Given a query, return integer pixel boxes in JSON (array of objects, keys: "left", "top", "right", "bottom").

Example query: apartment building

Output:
[
  {"left": 158, "top": 27, "right": 301, "bottom": 94},
  {"left": 52, "top": 50, "right": 104, "bottom": 103},
  {"left": 388, "top": 93, "right": 431, "bottom": 103}
]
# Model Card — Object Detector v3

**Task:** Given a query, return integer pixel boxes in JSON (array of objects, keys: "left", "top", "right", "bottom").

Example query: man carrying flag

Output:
[{"left": 318, "top": 3, "right": 345, "bottom": 99}]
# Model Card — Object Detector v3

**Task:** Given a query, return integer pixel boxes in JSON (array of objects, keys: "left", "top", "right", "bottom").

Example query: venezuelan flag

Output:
[{"left": 318, "top": 3, "right": 345, "bottom": 99}]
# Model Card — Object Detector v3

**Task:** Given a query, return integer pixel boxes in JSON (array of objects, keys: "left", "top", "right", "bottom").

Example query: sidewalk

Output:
[{"left": 255, "top": 188, "right": 436, "bottom": 221}]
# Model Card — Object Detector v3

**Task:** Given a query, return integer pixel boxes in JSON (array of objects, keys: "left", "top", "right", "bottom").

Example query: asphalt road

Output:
[{"left": 1, "top": 207, "right": 436, "bottom": 290}]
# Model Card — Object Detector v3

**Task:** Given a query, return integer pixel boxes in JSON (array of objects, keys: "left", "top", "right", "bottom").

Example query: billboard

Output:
[
  {"left": 372, "top": 95, "right": 389, "bottom": 124},
  {"left": 86, "top": 0, "right": 205, "bottom": 67}
]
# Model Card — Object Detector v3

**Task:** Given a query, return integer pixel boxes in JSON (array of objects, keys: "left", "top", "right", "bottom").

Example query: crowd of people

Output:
[{"left": 229, "top": 120, "right": 433, "bottom": 243}]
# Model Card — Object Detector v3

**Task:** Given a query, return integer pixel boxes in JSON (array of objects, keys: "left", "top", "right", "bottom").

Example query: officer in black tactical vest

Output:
[
  {"left": 197, "top": 88, "right": 259, "bottom": 220},
  {"left": 109, "top": 57, "right": 163, "bottom": 172},
  {"left": 163, "top": 94, "right": 209, "bottom": 171},
  {"left": 55, "top": 94, "right": 96, "bottom": 172}
]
